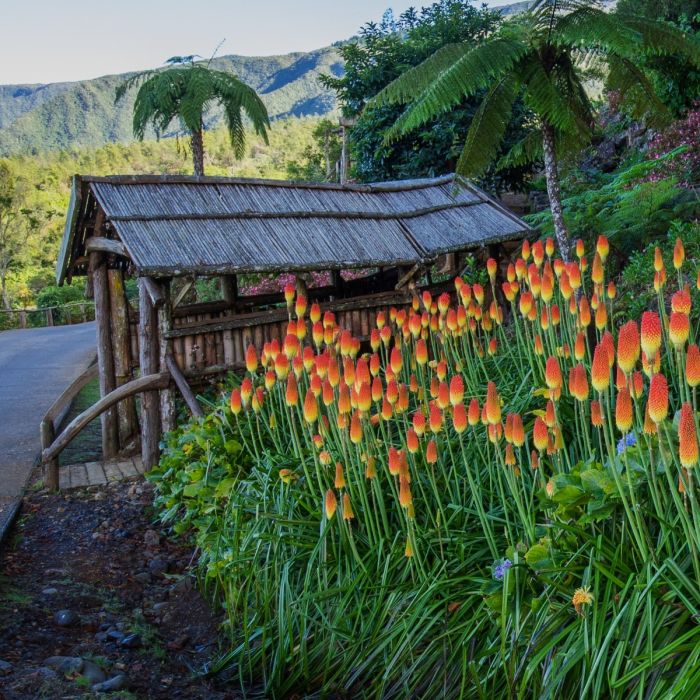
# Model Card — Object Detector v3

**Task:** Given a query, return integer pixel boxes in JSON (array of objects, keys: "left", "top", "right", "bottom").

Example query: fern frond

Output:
[
  {"left": 606, "top": 55, "right": 672, "bottom": 127},
  {"left": 381, "top": 36, "right": 528, "bottom": 143},
  {"left": 455, "top": 74, "right": 519, "bottom": 178},
  {"left": 497, "top": 129, "right": 543, "bottom": 170},
  {"left": 618, "top": 14, "right": 700, "bottom": 65},
  {"left": 554, "top": 6, "right": 639, "bottom": 55},
  {"left": 372, "top": 43, "right": 474, "bottom": 106}
]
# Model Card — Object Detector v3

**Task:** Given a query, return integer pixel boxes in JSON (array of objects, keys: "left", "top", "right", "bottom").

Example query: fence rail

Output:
[{"left": 0, "top": 302, "right": 95, "bottom": 330}]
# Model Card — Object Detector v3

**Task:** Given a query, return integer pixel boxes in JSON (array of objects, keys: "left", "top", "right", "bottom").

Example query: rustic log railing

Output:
[
  {"left": 0, "top": 301, "right": 95, "bottom": 330},
  {"left": 40, "top": 360, "right": 99, "bottom": 490}
]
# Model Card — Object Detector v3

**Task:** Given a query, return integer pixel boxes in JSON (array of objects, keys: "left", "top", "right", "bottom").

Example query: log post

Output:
[
  {"left": 138, "top": 278, "right": 161, "bottom": 470},
  {"left": 221, "top": 275, "right": 238, "bottom": 311},
  {"left": 41, "top": 419, "right": 59, "bottom": 491},
  {"left": 108, "top": 269, "right": 138, "bottom": 449},
  {"left": 158, "top": 279, "right": 176, "bottom": 434},
  {"left": 90, "top": 252, "right": 119, "bottom": 458},
  {"left": 19, "top": 310, "right": 26, "bottom": 329}
]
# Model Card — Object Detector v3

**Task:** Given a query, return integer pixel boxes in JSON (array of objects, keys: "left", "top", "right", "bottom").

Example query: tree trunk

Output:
[
  {"left": 0, "top": 269, "right": 10, "bottom": 310},
  {"left": 541, "top": 121, "right": 570, "bottom": 262},
  {"left": 191, "top": 128, "right": 205, "bottom": 176}
]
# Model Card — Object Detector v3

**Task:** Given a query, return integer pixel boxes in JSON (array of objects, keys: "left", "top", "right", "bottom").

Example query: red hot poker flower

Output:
[
  {"left": 641, "top": 311, "right": 662, "bottom": 360},
  {"left": 617, "top": 321, "right": 640, "bottom": 374},
  {"left": 679, "top": 403, "right": 698, "bottom": 468},
  {"left": 647, "top": 373, "right": 669, "bottom": 424}
]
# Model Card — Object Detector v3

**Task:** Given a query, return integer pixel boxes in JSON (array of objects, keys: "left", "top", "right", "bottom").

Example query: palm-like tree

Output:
[
  {"left": 372, "top": 0, "right": 700, "bottom": 259},
  {"left": 116, "top": 57, "right": 270, "bottom": 175}
]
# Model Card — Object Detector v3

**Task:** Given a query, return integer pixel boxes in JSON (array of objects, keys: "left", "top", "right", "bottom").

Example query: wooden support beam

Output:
[
  {"left": 42, "top": 373, "right": 170, "bottom": 465},
  {"left": 41, "top": 419, "right": 59, "bottom": 491},
  {"left": 138, "top": 278, "right": 161, "bottom": 470},
  {"left": 395, "top": 264, "right": 421, "bottom": 290},
  {"left": 221, "top": 275, "right": 238, "bottom": 308},
  {"left": 91, "top": 252, "right": 119, "bottom": 459},
  {"left": 86, "top": 236, "right": 127, "bottom": 257},
  {"left": 141, "top": 276, "right": 166, "bottom": 308},
  {"left": 108, "top": 269, "right": 138, "bottom": 449},
  {"left": 165, "top": 355, "right": 204, "bottom": 418},
  {"left": 158, "top": 279, "right": 176, "bottom": 434}
]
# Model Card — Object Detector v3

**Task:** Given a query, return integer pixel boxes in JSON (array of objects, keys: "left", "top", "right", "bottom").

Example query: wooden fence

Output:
[{"left": 0, "top": 301, "right": 95, "bottom": 330}]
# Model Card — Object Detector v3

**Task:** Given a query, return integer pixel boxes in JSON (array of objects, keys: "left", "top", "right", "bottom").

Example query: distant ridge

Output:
[{"left": 0, "top": 47, "right": 343, "bottom": 156}]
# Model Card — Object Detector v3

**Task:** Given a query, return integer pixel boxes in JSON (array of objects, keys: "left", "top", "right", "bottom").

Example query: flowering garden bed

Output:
[{"left": 149, "top": 235, "right": 700, "bottom": 698}]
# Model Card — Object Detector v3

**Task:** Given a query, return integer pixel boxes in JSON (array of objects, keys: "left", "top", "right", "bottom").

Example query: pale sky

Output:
[{"left": 1, "top": 0, "right": 514, "bottom": 85}]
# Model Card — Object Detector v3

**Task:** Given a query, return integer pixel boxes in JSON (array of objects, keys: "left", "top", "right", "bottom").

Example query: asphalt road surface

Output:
[{"left": 0, "top": 322, "right": 96, "bottom": 501}]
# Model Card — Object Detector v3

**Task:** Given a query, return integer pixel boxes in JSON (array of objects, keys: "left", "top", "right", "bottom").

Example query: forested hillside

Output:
[{"left": 0, "top": 48, "right": 342, "bottom": 156}]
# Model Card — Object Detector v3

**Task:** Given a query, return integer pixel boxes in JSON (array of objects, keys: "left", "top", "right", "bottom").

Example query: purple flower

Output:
[{"left": 493, "top": 558, "right": 513, "bottom": 581}]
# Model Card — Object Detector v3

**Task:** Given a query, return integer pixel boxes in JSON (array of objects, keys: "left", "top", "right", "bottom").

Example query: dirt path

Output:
[{"left": 0, "top": 479, "right": 235, "bottom": 699}]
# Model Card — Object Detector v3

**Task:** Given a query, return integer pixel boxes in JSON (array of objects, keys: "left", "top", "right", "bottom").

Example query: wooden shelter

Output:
[{"left": 50, "top": 173, "right": 531, "bottom": 478}]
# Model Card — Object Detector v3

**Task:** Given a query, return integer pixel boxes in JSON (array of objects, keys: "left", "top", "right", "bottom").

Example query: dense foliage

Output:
[
  {"left": 322, "top": 1, "right": 532, "bottom": 191},
  {"left": 0, "top": 117, "right": 326, "bottom": 309},
  {"left": 373, "top": 0, "right": 700, "bottom": 258},
  {"left": 151, "top": 235, "right": 700, "bottom": 697}
]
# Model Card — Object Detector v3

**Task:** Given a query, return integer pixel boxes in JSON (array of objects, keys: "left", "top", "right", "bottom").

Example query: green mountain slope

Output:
[{"left": 0, "top": 47, "right": 343, "bottom": 156}]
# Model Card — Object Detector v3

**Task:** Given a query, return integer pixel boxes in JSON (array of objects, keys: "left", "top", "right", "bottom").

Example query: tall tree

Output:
[
  {"left": 116, "top": 57, "right": 270, "bottom": 175},
  {"left": 373, "top": 0, "right": 700, "bottom": 259},
  {"left": 0, "top": 162, "right": 39, "bottom": 309}
]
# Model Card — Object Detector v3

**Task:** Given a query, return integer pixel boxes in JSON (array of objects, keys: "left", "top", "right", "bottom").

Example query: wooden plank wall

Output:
[{"left": 127, "top": 292, "right": 415, "bottom": 385}]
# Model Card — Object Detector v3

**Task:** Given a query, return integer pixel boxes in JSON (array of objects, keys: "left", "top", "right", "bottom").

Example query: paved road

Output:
[{"left": 0, "top": 322, "right": 96, "bottom": 500}]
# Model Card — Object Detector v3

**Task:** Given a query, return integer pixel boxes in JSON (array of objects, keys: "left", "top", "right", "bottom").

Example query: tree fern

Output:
[{"left": 116, "top": 61, "right": 270, "bottom": 174}]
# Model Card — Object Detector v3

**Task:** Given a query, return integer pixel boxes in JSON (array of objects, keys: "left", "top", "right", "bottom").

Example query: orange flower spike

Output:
[
  {"left": 545, "top": 400, "right": 557, "bottom": 428},
  {"left": 230, "top": 388, "right": 243, "bottom": 415},
  {"left": 595, "top": 303, "right": 608, "bottom": 331},
  {"left": 390, "top": 346, "right": 403, "bottom": 376},
  {"left": 545, "top": 356, "right": 563, "bottom": 392},
  {"left": 522, "top": 239, "right": 531, "bottom": 261},
  {"left": 283, "top": 283, "right": 296, "bottom": 308},
  {"left": 669, "top": 312, "right": 690, "bottom": 350},
  {"left": 429, "top": 404, "right": 443, "bottom": 434},
  {"left": 541, "top": 272, "right": 554, "bottom": 303},
  {"left": 591, "top": 344, "right": 610, "bottom": 393},
  {"left": 532, "top": 240, "right": 545, "bottom": 267},
  {"left": 406, "top": 428, "right": 420, "bottom": 454},
  {"left": 342, "top": 493, "right": 355, "bottom": 521},
  {"left": 533, "top": 417, "right": 549, "bottom": 452},
  {"left": 512, "top": 413, "right": 525, "bottom": 447},
  {"left": 334, "top": 462, "right": 346, "bottom": 489},
  {"left": 449, "top": 375, "right": 464, "bottom": 406},
  {"left": 674, "top": 237, "right": 685, "bottom": 270},
  {"left": 687, "top": 345, "right": 700, "bottom": 387},
  {"left": 468, "top": 398, "right": 480, "bottom": 427},
  {"left": 504, "top": 413, "right": 514, "bottom": 443},
  {"left": 630, "top": 371, "right": 644, "bottom": 399},
  {"left": 672, "top": 288, "right": 692, "bottom": 314},
  {"left": 579, "top": 296, "right": 591, "bottom": 327},
  {"left": 592, "top": 253, "right": 604, "bottom": 285},
  {"left": 245, "top": 344, "right": 258, "bottom": 374},
  {"left": 487, "top": 257, "right": 498, "bottom": 282},
  {"left": 485, "top": 382, "right": 501, "bottom": 425},
  {"left": 452, "top": 403, "right": 468, "bottom": 434},
  {"left": 426, "top": 440, "right": 438, "bottom": 464},
  {"left": 615, "top": 365, "right": 627, "bottom": 392},
  {"left": 654, "top": 247, "right": 665, "bottom": 273},
  {"left": 601, "top": 331, "right": 615, "bottom": 368},
  {"left": 596, "top": 235, "right": 610, "bottom": 262},
  {"left": 642, "top": 350, "right": 661, "bottom": 378},
  {"left": 591, "top": 400, "right": 603, "bottom": 427},
  {"left": 303, "top": 390, "right": 319, "bottom": 425},
  {"left": 350, "top": 411, "right": 363, "bottom": 444},
  {"left": 574, "top": 332, "right": 587, "bottom": 361},
  {"left": 399, "top": 474, "right": 413, "bottom": 509},
  {"left": 386, "top": 380, "right": 399, "bottom": 406},
  {"left": 617, "top": 320, "right": 640, "bottom": 374},
  {"left": 240, "top": 377, "right": 253, "bottom": 405},
  {"left": 321, "top": 379, "right": 334, "bottom": 407},
  {"left": 643, "top": 404, "right": 657, "bottom": 435},
  {"left": 325, "top": 490, "right": 337, "bottom": 520},
  {"left": 488, "top": 338, "right": 498, "bottom": 356},
  {"left": 337, "top": 384, "right": 351, "bottom": 415},
  {"left": 648, "top": 373, "right": 669, "bottom": 423},
  {"left": 615, "top": 388, "right": 633, "bottom": 433},
  {"left": 388, "top": 447, "right": 402, "bottom": 476},
  {"left": 285, "top": 374, "right": 299, "bottom": 407},
  {"left": 641, "top": 311, "right": 662, "bottom": 358},
  {"left": 505, "top": 443, "right": 517, "bottom": 466},
  {"left": 545, "top": 237, "right": 555, "bottom": 257},
  {"left": 534, "top": 334, "right": 544, "bottom": 356},
  {"left": 679, "top": 403, "right": 699, "bottom": 468},
  {"left": 575, "top": 238, "right": 585, "bottom": 258},
  {"left": 697, "top": 268, "right": 700, "bottom": 291},
  {"left": 568, "top": 262, "right": 582, "bottom": 290},
  {"left": 436, "top": 382, "right": 450, "bottom": 409},
  {"left": 473, "top": 284, "right": 485, "bottom": 306}
]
